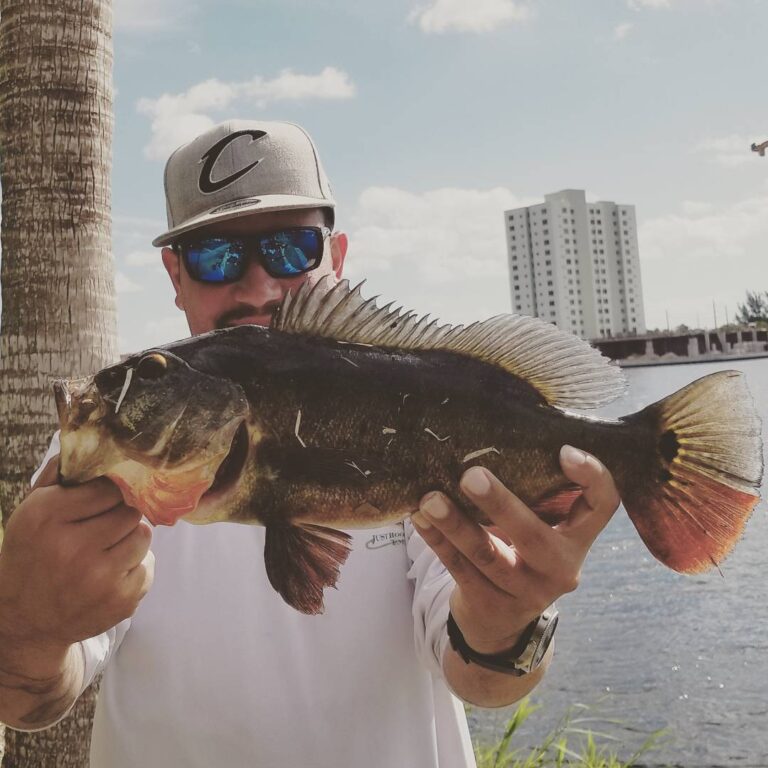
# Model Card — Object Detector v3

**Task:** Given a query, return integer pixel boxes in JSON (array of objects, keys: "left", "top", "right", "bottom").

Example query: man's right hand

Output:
[
  {"left": 0, "top": 454, "right": 154, "bottom": 660},
  {"left": 0, "top": 455, "right": 154, "bottom": 729}
]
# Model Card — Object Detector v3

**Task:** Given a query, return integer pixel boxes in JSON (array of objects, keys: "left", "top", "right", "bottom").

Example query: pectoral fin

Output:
[
  {"left": 530, "top": 485, "right": 582, "bottom": 525},
  {"left": 264, "top": 522, "right": 353, "bottom": 614}
]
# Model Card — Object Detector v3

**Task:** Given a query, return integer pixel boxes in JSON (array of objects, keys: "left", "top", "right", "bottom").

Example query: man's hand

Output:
[
  {"left": 411, "top": 445, "right": 620, "bottom": 704},
  {"left": 0, "top": 454, "right": 154, "bottom": 729},
  {"left": 0, "top": 455, "right": 154, "bottom": 654}
]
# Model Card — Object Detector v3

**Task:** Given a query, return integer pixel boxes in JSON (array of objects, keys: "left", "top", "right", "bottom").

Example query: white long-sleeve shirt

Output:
[{"left": 33, "top": 433, "right": 477, "bottom": 768}]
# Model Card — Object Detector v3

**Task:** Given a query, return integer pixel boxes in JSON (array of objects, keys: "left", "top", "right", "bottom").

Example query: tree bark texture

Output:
[{"left": 0, "top": 0, "right": 116, "bottom": 764}]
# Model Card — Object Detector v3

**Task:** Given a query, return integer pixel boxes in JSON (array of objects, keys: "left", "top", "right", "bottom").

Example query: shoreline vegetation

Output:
[{"left": 472, "top": 698, "right": 666, "bottom": 768}]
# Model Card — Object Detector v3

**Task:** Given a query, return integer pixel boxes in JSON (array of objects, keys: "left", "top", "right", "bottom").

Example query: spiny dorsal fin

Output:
[{"left": 272, "top": 277, "right": 626, "bottom": 410}]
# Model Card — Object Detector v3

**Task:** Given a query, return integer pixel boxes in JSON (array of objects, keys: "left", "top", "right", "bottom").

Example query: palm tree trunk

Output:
[{"left": 0, "top": 0, "right": 117, "bottom": 764}]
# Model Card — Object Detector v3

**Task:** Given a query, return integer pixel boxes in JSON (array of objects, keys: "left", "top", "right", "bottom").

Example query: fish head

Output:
[{"left": 55, "top": 350, "right": 250, "bottom": 525}]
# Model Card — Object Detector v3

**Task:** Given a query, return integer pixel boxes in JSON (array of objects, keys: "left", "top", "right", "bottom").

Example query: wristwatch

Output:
[{"left": 446, "top": 606, "right": 558, "bottom": 676}]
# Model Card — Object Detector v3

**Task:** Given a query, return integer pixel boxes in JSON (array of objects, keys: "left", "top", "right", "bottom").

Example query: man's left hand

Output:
[{"left": 412, "top": 444, "right": 620, "bottom": 656}]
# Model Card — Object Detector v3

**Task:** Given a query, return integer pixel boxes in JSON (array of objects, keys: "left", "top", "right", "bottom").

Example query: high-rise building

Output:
[{"left": 504, "top": 189, "right": 646, "bottom": 339}]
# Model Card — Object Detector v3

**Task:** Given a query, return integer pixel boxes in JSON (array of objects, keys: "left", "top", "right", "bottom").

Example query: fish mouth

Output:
[
  {"left": 204, "top": 421, "right": 249, "bottom": 499},
  {"left": 54, "top": 377, "right": 116, "bottom": 485},
  {"left": 54, "top": 377, "right": 102, "bottom": 428}
]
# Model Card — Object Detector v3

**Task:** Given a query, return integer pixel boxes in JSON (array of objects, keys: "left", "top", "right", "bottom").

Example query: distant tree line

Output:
[{"left": 643, "top": 290, "right": 768, "bottom": 336}]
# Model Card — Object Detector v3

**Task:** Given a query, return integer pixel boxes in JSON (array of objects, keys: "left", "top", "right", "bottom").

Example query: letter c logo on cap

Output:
[{"left": 198, "top": 130, "right": 267, "bottom": 194}]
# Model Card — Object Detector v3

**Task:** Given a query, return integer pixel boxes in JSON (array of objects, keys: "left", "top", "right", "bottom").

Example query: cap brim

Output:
[{"left": 151, "top": 195, "right": 335, "bottom": 247}]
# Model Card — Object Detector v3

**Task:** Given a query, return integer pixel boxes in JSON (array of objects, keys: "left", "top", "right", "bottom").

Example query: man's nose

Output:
[{"left": 232, "top": 258, "right": 284, "bottom": 303}]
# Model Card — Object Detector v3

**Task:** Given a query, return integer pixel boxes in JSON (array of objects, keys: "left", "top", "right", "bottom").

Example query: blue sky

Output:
[{"left": 110, "top": 0, "right": 768, "bottom": 353}]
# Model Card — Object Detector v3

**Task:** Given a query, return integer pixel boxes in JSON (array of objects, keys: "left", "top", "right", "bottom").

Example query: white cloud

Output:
[
  {"left": 691, "top": 135, "right": 759, "bottom": 168},
  {"left": 118, "top": 312, "right": 190, "bottom": 356},
  {"left": 409, "top": 0, "right": 532, "bottom": 34},
  {"left": 124, "top": 250, "right": 162, "bottom": 267},
  {"left": 142, "top": 112, "right": 216, "bottom": 163},
  {"left": 113, "top": 0, "right": 187, "bottom": 31},
  {"left": 613, "top": 22, "right": 634, "bottom": 40},
  {"left": 137, "top": 68, "right": 356, "bottom": 160},
  {"left": 638, "top": 194, "right": 768, "bottom": 329},
  {"left": 627, "top": 0, "right": 720, "bottom": 8},
  {"left": 115, "top": 271, "right": 143, "bottom": 294},
  {"left": 343, "top": 186, "right": 538, "bottom": 326},
  {"left": 114, "top": 214, "right": 166, "bottom": 232},
  {"left": 144, "top": 315, "right": 191, "bottom": 345},
  {"left": 244, "top": 69, "right": 355, "bottom": 102},
  {"left": 679, "top": 200, "right": 715, "bottom": 217}
]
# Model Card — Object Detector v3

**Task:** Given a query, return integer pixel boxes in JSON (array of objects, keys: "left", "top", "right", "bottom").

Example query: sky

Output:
[{"left": 108, "top": 0, "right": 768, "bottom": 354}]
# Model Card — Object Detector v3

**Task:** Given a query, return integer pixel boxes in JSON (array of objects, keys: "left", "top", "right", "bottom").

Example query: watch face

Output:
[{"left": 532, "top": 613, "right": 559, "bottom": 666}]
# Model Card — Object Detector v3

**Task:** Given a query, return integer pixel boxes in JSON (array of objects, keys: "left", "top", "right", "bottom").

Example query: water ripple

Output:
[{"left": 471, "top": 359, "right": 768, "bottom": 767}]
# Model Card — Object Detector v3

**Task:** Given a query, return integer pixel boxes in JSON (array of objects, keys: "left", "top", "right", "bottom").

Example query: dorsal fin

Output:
[{"left": 272, "top": 277, "right": 626, "bottom": 410}]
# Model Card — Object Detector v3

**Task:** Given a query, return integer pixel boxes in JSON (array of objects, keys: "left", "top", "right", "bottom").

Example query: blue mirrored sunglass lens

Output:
[
  {"left": 186, "top": 239, "right": 245, "bottom": 282},
  {"left": 259, "top": 230, "right": 321, "bottom": 276}
]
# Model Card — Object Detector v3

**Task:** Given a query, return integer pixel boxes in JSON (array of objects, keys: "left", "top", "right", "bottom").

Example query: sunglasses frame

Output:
[{"left": 174, "top": 226, "right": 331, "bottom": 283}]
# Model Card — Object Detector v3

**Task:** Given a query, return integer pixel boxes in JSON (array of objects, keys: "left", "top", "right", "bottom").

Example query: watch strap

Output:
[{"left": 446, "top": 607, "right": 558, "bottom": 676}]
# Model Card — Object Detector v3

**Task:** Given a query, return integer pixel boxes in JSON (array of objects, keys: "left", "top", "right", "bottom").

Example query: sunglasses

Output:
[{"left": 176, "top": 226, "right": 331, "bottom": 283}]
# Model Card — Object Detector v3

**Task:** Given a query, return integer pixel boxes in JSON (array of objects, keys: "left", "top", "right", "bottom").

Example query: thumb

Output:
[{"left": 558, "top": 445, "right": 620, "bottom": 543}]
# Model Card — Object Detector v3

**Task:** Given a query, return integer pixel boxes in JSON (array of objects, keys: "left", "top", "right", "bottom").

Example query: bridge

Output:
[{"left": 592, "top": 328, "right": 768, "bottom": 366}]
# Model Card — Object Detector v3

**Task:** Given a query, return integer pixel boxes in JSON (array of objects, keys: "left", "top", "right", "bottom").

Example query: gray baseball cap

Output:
[{"left": 152, "top": 120, "right": 336, "bottom": 247}]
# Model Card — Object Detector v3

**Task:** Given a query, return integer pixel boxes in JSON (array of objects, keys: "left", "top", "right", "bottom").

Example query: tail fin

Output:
[{"left": 622, "top": 370, "right": 763, "bottom": 574}]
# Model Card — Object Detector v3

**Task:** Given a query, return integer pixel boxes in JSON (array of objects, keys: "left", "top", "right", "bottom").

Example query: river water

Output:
[{"left": 469, "top": 358, "right": 768, "bottom": 767}]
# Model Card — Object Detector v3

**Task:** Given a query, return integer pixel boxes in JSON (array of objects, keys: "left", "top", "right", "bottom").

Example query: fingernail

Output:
[
  {"left": 421, "top": 492, "right": 449, "bottom": 520},
  {"left": 411, "top": 511, "right": 432, "bottom": 529},
  {"left": 462, "top": 466, "right": 491, "bottom": 497},
  {"left": 560, "top": 444, "right": 587, "bottom": 467}
]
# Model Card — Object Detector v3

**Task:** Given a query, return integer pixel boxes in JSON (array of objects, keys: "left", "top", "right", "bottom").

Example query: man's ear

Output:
[
  {"left": 161, "top": 247, "right": 185, "bottom": 311},
  {"left": 329, "top": 231, "right": 348, "bottom": 279}
]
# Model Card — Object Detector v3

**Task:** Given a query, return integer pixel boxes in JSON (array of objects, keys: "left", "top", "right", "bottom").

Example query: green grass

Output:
[{"left": 472, "top": 698, "right": 667, "bottom": 768}]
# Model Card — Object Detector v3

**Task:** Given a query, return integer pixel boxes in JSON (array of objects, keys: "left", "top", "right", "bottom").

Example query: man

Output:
[{"left": 0, "top": 121, "right": 620, "bottom": 767}]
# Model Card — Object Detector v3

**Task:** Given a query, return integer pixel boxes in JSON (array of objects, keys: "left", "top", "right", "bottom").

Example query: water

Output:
[{"left": 469, "top": 358, "right": 768, "bottom": 767}]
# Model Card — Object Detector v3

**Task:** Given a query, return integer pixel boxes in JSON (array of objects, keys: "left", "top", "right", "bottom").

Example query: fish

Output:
[{"left": 53, "top": 278, "right": 764, "bottom": 614}]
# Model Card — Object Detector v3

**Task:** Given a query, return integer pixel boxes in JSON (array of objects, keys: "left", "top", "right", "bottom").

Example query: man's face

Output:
[{"left": 161, "top": 208, "right": 347, "bottom": 335}]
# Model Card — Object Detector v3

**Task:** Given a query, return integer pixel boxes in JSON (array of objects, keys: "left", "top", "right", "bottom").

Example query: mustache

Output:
[{"left": 214, "top": 303, "right": 281, "bottom": 330}]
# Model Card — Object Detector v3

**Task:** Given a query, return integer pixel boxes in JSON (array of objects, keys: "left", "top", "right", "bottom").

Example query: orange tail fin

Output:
[{"left": 622, "top": 370, "right": 763, "bottom": 573}]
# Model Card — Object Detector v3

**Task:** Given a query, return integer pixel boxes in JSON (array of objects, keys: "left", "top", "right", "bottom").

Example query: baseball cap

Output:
[{"left": 152, "top": 120, "right": 336, "bottom": 247}]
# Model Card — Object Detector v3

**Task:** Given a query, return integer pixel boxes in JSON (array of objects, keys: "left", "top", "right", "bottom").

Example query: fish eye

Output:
[{"left": 136, "top": 353, "right": 168, "bottom": 380}]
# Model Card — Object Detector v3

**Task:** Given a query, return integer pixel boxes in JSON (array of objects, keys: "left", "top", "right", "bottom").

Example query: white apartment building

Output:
[{"left": 504, "top": 189, "right": 646, "bottom": 339}]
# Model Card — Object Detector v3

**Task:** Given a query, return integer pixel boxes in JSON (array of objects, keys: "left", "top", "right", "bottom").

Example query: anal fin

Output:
[{"left": 264, "top": 522, "right": 353, "bottom": 614}]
